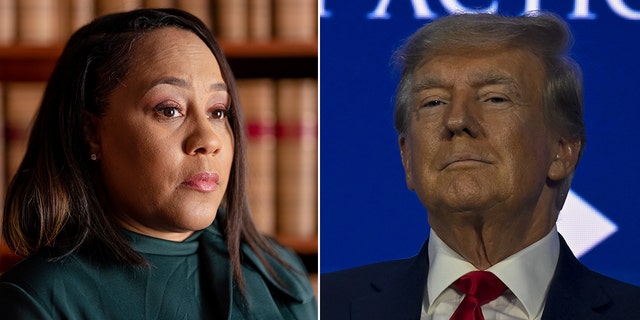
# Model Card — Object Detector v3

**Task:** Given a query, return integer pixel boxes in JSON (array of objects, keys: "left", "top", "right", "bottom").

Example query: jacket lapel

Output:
[{"left": 350, "top": 240, "right": 429, "bottom": 320}]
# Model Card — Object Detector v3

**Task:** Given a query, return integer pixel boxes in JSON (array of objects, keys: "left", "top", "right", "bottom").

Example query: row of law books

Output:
[
  {"left": 0, "top": 78, "right": 318, "bottom": 241},
  {"left": 0, "top": 0, "right": 318, "bottom": 45}
]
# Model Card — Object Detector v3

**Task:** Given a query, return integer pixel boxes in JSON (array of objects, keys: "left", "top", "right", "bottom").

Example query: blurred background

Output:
[{"left": 0, "top": 0, "right": 318, "bottom": 293}]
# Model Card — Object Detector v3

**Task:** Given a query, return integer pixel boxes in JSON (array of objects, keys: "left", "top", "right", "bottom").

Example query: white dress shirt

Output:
[{"left": 421, "top": 226, "right": 560, "bottom": 320}]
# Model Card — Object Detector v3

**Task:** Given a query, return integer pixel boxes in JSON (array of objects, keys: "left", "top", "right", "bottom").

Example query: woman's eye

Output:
[
  {"left": 210, "top": 109, "right": 228, "bottom": 120},
  {"left": 153, "top": 103, "right": 183, "bottom": 119},
  {"left": 162, "top": 107, "right": 179, "bottom": 117}
]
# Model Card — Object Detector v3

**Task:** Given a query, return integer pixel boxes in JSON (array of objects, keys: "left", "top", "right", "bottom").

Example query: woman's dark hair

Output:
[{"left": 2, "top": 8, "right": 281, "bottom": 289}]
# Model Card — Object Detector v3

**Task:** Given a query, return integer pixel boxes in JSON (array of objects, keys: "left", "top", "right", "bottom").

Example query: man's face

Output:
[{"left": 400, "top": 47, "right": 560, "bottom": 217}]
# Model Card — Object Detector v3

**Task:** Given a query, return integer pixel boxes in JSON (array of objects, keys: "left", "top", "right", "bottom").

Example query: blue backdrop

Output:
[{"left": 319, "top": 0, "right": 640, "bottom": 287}]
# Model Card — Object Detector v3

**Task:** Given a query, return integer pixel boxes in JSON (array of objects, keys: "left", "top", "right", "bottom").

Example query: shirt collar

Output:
[
  {"left": 426, "top": 226, "right": 560, "bottom": 318},
  {"left": 123, "top": 228, "right": 203, "bottom": 256}
]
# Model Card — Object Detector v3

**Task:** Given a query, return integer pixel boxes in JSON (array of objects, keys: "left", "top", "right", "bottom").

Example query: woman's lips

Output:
[{"left": 181, "top": 172, "right": 220, "bottom": 192}]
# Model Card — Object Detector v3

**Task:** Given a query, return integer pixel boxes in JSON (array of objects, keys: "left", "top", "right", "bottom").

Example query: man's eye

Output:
[
  {"left": 485, "top": 97, "right": 508, "bottom": 103},
  {"left": 423, "top": 100, "right": 445, "bottom": 108}
]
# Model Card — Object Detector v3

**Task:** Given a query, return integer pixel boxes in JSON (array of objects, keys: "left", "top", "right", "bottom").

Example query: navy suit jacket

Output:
[{"left": 320, "top": 235, "right": 640, "bottom": 319}]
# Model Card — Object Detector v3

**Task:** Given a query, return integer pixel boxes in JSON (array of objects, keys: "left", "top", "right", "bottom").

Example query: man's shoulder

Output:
[
  {"left": 544, "top": 241, "right": 640, "bottom": 318},
  {"left": 589, "top": 270, "right": 640, "bottom": 308},
  {"left": 321, "top": 256, "right": 424, "bottom": 319},
  {"left": 323, "top": 257, "right": 415, "bottom": 287}
]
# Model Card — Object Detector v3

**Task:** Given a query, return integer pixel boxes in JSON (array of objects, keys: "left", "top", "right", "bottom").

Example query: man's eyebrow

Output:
[
  {"left": 412, "top": 75, "right": 449, "bottom": 93},
  {"left": 468, "top": 71, "right": 520, "bottom": 92},
  {"left": 412, "top": 72, "right": 522, "bottom": 97}
]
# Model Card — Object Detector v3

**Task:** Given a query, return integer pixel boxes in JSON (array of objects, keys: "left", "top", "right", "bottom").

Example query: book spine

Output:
[
  {"left": 143, "top": 0, "right": 175, "bottom": 8},
  {"left": 238, "top": 78, "right": 278, "bottom": 235},
  {"left": 273, "top": 0, "right": 317, "bottom": 42},
  {"left": 16, "top": 0, "right": 60, "bottom": 45},
  {"left": 276, "top": 78, "right": 317, "bottom": 239},
  {"left": 95, "top": 0, "right": 142, "bottom": 16},
  {"left": 216, "top": 0, "right": 249, "bottom": 42},
  {"left": 249, "top": 0, "right": 272, "bottom": 42},
  {"left": 69, "top": 0, "right": 96, "bottom": 35},
  {"left": 174, "top": 0, "right": 212, "bottom": 30},
  {"left": 0, "top": 0, "right": 17, "bottom": 45}
]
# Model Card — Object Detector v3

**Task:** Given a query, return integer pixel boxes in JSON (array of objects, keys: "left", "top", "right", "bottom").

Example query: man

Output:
[{"left": 320, "top": 12, "right": 640, "bottom": 320}]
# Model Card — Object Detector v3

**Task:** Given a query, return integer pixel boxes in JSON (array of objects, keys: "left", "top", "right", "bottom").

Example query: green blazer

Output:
[{"left": 0, "top": 222, "right": 317, "bottom": 319}]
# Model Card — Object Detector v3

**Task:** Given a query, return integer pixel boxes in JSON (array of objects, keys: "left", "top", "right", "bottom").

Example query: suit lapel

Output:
[
  {"left": 345, "top": 234, "right": 615, "bottom": 319},
  {"left": 542, "top": 235, "right": 612, "bottom": 320},
  {"left": 350, "top": 240, "right": 429, "bottom": 320}
]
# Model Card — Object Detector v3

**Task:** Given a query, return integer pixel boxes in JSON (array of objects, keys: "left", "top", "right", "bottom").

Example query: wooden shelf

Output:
[
  {"left": 275, "top": 235, "right": 318, "bottom": 256},
  {"left": 0, "top": 41, "right": 318, "bottom": 81},
  {"left": 219, "top": 41, "right": 317, "bottom": 58}
]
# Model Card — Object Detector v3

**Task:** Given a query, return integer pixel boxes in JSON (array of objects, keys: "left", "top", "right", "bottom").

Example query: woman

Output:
[{"left": 0, "top": 8, "right": 316, "bottom": 319}]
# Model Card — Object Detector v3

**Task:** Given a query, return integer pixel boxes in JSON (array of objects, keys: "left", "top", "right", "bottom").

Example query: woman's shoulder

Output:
[
  {"left": 0, "top": 248, "right": 78, "bottom": 286},
  {"left": 0, "top": 248, "right": 96, "bottom": 318},
  {"left": 0, "top": 246, "right": 114, "bottom": 298},
  {"left": 201, "top": 223, "right": 308, "bottom": 274},
  {"left": 201, "top": 224, "right": 317, "bottom": 318}
]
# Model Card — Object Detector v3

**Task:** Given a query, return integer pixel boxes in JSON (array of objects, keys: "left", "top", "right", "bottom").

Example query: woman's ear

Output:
[
  {"left": 548, "top": 137, "right": 582, "bottom": 182},
  {"left": 83, "top": 112, "right": 102, "bottom": 158}
]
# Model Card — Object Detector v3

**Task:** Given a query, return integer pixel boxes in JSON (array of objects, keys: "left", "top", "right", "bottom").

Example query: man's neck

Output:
[{"left": 428, "top": 210, "right": 556, "bottom": 269}]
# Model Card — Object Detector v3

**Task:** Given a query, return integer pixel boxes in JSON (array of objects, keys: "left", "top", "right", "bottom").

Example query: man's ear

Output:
[
  {"left": 548, "top": 137, "right": 582, "bottom": 182},
  {"left": 399, "top": 134, "right": 415, "bottom": 190},
  {"left": 83, "top": 112, "right": 102, "bottom": 157}
]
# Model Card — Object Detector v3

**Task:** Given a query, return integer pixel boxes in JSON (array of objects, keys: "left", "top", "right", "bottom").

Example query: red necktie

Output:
[{"left": 450, "top": 271, "right": 507, "bottom": 320}]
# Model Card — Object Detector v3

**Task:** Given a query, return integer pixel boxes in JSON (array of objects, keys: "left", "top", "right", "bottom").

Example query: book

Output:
[
  {"left": 273, "top": 0, "right": 317, "bottom": 42},
  {"left": 4, "top": 82, "right": 45, "bottom": 182},
  {"left": 16, "top": 0, "right": 60, "bottom": 45},
  {"left": 275, "top": 78, "right": 317, "bottom": 239},
  {"left": 0, "top": 0, "right": 17, "bottom": 45},
  {"left": 216, "top": 0, "right": 249, "bottom": 42},
  {"left": 237, "top": 78, "right": 277, "bottom": 235},
  {"left": 68, "top": 0, "right": 95, "bottom": 35},
  {"left": 175, "top": 0, "right": 212, "bottom": 30},
  {"left": 95, "top": 0, "right": 142, "bottom": 16},
  {"left": 249, "top": 0, "right": 272, "bottom": 42},
  {"left": 143, "top": 0, "right": 174, "bottom": 8}
]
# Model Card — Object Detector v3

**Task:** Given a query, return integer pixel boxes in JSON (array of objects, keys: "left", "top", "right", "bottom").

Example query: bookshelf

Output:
[
  {"left": 0, "top": 42, "right": 318, "bottom": 81},
  {"left": 0, "top": 42, "right": 318, "bottom": 271},
  {"left": 0, "top": 1, "right": 318, "bottom": 281}
]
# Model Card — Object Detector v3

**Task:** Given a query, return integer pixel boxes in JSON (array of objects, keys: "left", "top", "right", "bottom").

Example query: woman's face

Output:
[{"left": 89, "top": 28, "right": 234, "bottom": 241}]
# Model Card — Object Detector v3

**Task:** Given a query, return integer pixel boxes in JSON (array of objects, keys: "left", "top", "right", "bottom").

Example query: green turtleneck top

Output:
[{"left": 0, "top": 223, "right": 317, "bottom": 319}]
